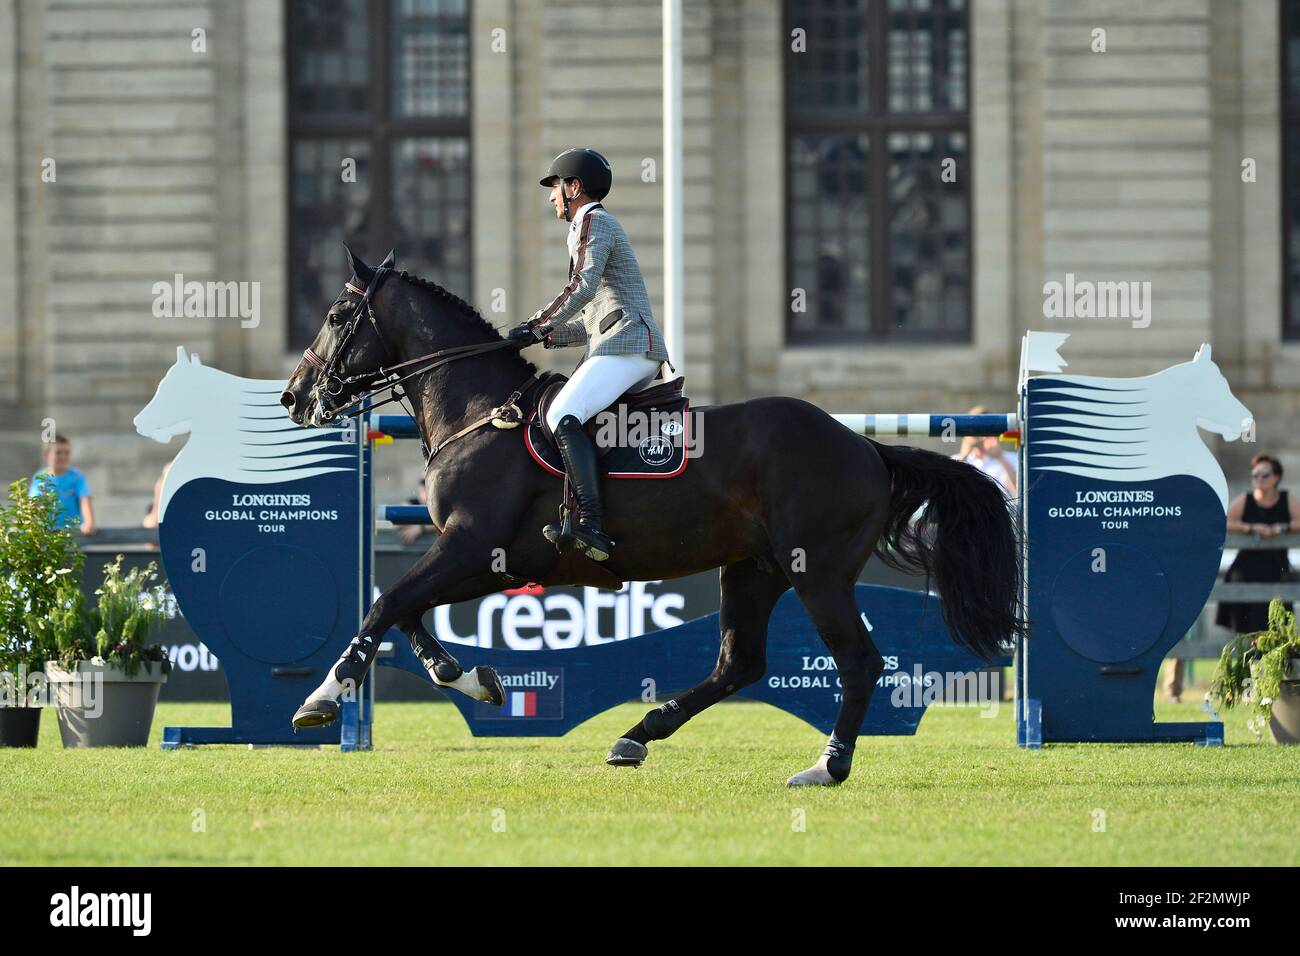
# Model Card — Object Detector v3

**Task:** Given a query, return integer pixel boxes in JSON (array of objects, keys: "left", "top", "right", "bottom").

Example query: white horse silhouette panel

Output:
[
  {"left": 1028, "top": 345, "right": 1253, "bottom": 510},
  {"left": 134, "top": 347, "right": 356, "bottom": 520}
]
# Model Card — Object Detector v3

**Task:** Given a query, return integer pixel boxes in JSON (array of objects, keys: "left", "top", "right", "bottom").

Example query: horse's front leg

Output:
[{"left": 292, "top": 529, "right": 506, "bottom": 729}]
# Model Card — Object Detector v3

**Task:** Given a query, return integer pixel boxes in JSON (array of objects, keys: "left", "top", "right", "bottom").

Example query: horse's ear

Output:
[
  {"left": 1194, "top": 344, "right": 1212, "bottom": 364},
  {"left": 343, "top": 242, "right": 373, "bottom": 283},
  {"left": 176, "top": 345, "right": 188, "bottom": 365},
  {"left": 379, "top": 249, "right": 396, "bottom": 270}
]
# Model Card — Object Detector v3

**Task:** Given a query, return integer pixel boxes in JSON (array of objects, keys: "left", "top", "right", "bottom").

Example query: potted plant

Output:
[
  {"left": 1210, "top": 598, "right": 1300, "bottom": 744},
  {"left": 42, "top": 555, "right": 171, "bottom": 748},
  {"left": 0, "top": 480, "right": 83, "bottom": 747}
]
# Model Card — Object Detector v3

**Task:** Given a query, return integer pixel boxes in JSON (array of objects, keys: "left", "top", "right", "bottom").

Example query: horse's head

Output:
[
  {"left": 1187, "top": 344, "right": 1254, "bottom": 441},
  {"left": 281, "top": 245, "right": 400, "bottom": 426},
  {"left": 135, "top": 346, "right": 213, "bottom": 442},
  {"left": 283, "top": 246, "right": 529, "bottom": 429}
]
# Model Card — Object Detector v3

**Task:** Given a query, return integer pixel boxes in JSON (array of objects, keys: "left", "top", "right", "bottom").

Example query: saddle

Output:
[{"left": 524, "top": 371, "right": 691, "bottom": 479}]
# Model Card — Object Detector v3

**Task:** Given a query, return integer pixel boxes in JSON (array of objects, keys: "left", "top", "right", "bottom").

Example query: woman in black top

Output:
[{"left": 1217, "top": 453, "right": 1300, "bottom": 634}]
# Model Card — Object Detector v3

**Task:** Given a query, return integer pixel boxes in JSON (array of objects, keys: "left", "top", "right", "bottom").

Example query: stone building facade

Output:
[{"left": 0, "top": 0, "right": 1293, "bottom": 523}]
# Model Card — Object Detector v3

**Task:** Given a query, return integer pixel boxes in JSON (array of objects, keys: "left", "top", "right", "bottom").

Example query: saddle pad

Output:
[{"left": 524, "top": 399, "right": 691, "bottom": 479}]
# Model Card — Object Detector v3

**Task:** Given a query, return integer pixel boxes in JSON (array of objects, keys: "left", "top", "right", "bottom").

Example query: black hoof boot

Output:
[
  {"left": 606, "top": 737, "right": 648, "bottom": 767},
  {"left": 431, "top": 660, "right": 463, "bottom": 685},
  {"left": 292, "top": 698, "right": 340, "bottom": 730},
  {"left": 475, "top": 665, "right": 505, "bottom": 706}
]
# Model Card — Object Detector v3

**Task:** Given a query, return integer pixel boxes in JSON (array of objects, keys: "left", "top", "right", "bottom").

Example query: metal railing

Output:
[
  {"left": 1173, "top": 532, "right": 1300, "bottom": 659},
  {"left": 67, "top": 527, "right": 158, "bottom": 551},
  {"left": 78, "top": 525, "right": 423, "bottom": 553}
]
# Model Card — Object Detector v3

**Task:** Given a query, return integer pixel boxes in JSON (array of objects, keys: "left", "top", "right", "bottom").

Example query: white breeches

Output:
[{"left": 545, "top": 354, "right": 662, "bottom": 431}]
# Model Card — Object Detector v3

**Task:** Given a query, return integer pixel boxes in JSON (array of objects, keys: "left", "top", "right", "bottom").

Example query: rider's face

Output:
[{"left": 549, "top": 180, "right": 581, "bottom": 219}]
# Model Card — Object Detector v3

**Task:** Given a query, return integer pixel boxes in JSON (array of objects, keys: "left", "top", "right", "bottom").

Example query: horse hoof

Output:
[
  {"left": 292, "top": 698, "right": 339, "bottom": 730},
  {"left": 605, "top": 737, "right": 648, "bottom": 767},
  {"left": 786, "top": 758, "right": 841, "bottom": 788},
  {"left": 475, "top": 665, "right": 505, "bottom": 706}
]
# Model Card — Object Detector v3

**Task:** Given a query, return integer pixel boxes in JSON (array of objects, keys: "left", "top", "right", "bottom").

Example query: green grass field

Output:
[{"left": 3, "top": 697, "right": 1297, "bottom": 866}]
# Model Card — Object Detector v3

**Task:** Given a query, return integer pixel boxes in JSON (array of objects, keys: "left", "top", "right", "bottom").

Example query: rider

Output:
[{"left": 508, "top": 148, "right": 671, "bottom": 562}]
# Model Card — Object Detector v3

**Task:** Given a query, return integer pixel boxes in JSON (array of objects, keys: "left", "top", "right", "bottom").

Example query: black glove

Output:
[{"left": 506, "top": 321, "right": 545, "bottom": 346}]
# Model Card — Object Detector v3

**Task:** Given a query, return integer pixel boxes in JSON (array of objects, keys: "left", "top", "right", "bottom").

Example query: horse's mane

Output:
[{"left": 395, "top": 270, "right": 537, "bottom": 374}]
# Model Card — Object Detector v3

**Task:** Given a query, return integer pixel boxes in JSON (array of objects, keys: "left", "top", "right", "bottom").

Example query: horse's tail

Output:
[{"left": 868, "top": 440, "right": 1026, "bottom": 661}]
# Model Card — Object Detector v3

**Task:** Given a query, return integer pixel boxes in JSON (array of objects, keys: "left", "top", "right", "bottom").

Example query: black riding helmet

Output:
[{"left": 540, "top": 148, "right": 612, "bottom": 219}]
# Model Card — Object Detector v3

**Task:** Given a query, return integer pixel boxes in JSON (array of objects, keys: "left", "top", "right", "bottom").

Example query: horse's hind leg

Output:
[
  {"left": 785, "top": 579, "right": 883, "bottom": 787},
  {"left": 395, "top": 612, "right": 505, "bottom": 706},
  {"left": 607, "top": 557, "right": 790, "bottom": 767}
]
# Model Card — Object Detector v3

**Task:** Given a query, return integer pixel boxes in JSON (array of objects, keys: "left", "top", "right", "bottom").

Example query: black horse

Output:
[{"left": 281, "top": 248, "right": 1025, "bottom": 787}]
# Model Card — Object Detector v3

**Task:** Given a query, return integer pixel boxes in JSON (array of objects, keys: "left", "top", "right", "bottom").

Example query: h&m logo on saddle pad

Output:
[
  {"left": 524, "top": 401, "right": 692, "bottom": 479},
  {"left": 474, "top": 668, "right": 564, "bottom": 720},
  {"left": 638, "top": 434, "right": 674, "bottom": 466}
]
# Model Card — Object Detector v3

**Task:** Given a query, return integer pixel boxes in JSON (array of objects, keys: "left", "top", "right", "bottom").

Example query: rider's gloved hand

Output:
[{"left": 506, "top": 320, "right": 546, "bottom": 346}]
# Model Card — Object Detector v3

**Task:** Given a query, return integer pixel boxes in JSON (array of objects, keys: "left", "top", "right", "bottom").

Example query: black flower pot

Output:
[{"left": 0, "top": 706, "right": 42, "bottom": 747}]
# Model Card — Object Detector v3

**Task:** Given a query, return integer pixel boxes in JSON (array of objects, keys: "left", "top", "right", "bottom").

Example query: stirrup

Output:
[{"left": 544, "top": 507, "right": 577, "bottom": 552}]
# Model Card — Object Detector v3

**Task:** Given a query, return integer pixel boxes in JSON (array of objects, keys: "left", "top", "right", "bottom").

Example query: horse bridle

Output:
[
  {"left": 301, "top": 252, "right": 399, "bottom": 417},
  {"left": 298, "top": 254, "right": 530, "bottom": 438}
]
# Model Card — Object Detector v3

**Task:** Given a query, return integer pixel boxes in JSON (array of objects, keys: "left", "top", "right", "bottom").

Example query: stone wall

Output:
[{"left": 0, "top": 0, "right": 1292, "bottom": 522}]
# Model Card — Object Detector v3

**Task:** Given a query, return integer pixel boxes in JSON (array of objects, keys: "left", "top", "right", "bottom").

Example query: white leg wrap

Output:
[
  {"left": 307, "top": 669, "right": 346, "bottom": 703},
  {"left": 432, "top": 665, "right": 491, "bottom": 701}
]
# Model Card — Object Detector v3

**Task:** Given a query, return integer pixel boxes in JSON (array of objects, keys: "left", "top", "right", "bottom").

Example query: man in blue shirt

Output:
[{"left": 29, "top": 434, "right": 96, "bottom": 534}]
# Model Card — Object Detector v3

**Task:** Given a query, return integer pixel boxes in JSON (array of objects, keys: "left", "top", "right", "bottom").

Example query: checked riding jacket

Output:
[{"left": 530, "top": 202, "right": 672, "bottom": 369}]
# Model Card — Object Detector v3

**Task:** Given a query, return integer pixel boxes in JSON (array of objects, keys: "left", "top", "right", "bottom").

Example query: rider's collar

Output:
[{"left": 567, "top": 200, "right": 601, "bottom": 230}]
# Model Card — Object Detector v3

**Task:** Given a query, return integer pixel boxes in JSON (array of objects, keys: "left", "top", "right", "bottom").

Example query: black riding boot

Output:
[{"left": 543, "top": 415, "right": 615, "bottom": 561}]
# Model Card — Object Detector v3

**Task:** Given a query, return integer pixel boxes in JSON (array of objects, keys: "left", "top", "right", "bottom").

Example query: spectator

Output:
[
  {"left": 1219, "top": 453, "right": 1297, "bottom": 633},
  {"left": 29, "top": 434, "right": 95, "bottom": 535},
  {"left": 953, "top": 405, "right": 1017, "bottom": 497},
  {"left": 140, "top": 462, "right": 172, "bottom": 550},
  {"left": 142, "top": 462, "right": 172, "bottom": 529},
  {"left": 1168, "top": 453, "right": 1300, "bottom": 701},
  {"left": 397, "top": 482, "right": 434, "bottom": 546}
]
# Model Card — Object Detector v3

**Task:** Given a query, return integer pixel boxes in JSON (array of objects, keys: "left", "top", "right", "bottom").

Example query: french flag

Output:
[{"left": 509, "top": 691, "right": 537, "bottom": 717}]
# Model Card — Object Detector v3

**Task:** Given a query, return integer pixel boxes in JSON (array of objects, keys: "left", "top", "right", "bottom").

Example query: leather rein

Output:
[{"left": 301, "top": 262, "right": 535, "bottom": 464}]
